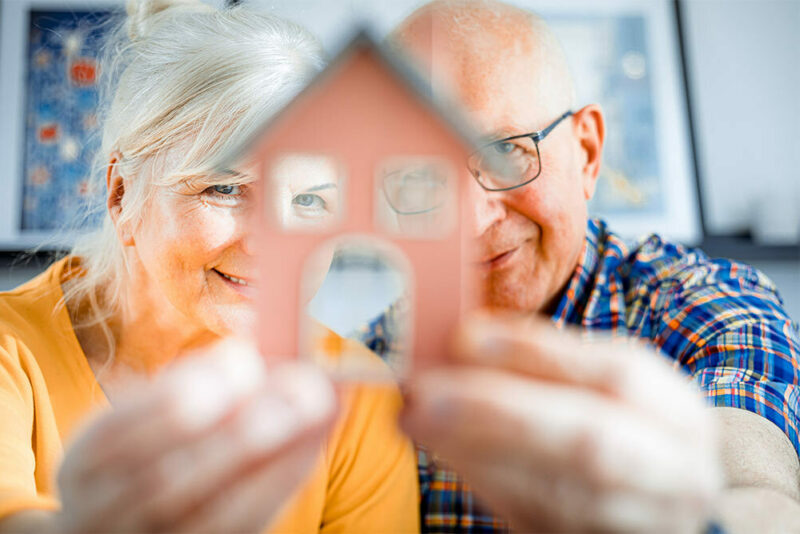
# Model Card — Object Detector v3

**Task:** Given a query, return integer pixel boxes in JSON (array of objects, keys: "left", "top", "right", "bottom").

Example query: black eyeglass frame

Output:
[{"left": 469, "top": 110, "right": 574, "bottom": 192}]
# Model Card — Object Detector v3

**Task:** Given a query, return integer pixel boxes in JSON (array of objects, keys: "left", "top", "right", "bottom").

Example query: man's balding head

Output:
[
  {"left": 391, "top": 0, "right": 575, "bottom": 120},
  {"left": 391, "top": 1, "right": 605, "bottom": 314}
]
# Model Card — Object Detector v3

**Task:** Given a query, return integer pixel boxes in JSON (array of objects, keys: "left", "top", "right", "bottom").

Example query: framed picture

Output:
[
  {"left": 532, "top": 0, "right": 701, "bottom": 245},
  {"left": 259, "top": 0, "right": 702, "bottom": 244},
  {"left": 0, "top": 0, "right": 120, "bottom": 250}
]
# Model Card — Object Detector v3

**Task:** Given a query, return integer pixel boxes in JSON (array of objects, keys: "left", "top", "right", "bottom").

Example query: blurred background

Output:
[{"left": 0, "top": 0, "right": 797, "bottom": 323}]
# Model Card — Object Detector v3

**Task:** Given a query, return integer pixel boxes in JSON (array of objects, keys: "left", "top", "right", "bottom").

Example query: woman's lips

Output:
[
  {"left": 214, "top": 269, "right": 254, "bottom": 286},
  {"left": 213, "top": 269, "right": 256, "bottom": 298}
]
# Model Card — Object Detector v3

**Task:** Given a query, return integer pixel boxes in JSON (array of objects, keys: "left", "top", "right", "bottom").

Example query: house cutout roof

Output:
[{"left": 218, "top": 28, "right": 483, "bottom": 170}]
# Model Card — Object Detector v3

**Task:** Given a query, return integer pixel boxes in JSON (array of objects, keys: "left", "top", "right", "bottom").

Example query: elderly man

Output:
[{"left": 366, "top": 1, "right": 800, "bottom": 532}]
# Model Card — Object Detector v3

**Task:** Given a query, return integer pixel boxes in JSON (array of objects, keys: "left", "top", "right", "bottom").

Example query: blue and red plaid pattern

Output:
[{"left": 358, "top": 218, "right": 800, "bottom": 533}]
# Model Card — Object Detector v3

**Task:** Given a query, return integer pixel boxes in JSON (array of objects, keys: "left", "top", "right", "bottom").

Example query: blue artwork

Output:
[
  {"left": 21, "top": 10, "right": 114, "bottom": 231},
  {"left": 546, "top": 14, "right": 663, "bottom": 216}
]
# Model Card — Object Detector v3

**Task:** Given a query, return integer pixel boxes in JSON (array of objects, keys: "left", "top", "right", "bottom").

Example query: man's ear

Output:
[
  {"left": 106, "top": 152, "right": 134, "bottom": 246},
  {"left": 573, "top": 104, "right": 605, "bottom": 200}
]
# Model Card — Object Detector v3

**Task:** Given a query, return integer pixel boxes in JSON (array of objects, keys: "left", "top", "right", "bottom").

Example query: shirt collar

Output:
[{"left": 551, "top": 218, "right": 605, "bottom": 328}]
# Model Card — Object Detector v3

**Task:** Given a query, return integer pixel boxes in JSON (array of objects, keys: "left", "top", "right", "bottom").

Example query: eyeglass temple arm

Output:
[{"left": 533, "top": 110, "right": 574, "bottom": 141}]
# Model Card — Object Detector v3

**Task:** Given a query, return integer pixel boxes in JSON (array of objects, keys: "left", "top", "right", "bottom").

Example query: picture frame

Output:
[
  {"left": 0, "top": 0, "right": 120, "bottom": 250},
  {"left": 531, "top": 0, "right": 701, "bottom": 245}
]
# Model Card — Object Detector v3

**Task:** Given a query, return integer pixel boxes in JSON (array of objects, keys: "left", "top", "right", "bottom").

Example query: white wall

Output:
[{"left": 681, "top": 0, "right": 800, "bottom": 243}]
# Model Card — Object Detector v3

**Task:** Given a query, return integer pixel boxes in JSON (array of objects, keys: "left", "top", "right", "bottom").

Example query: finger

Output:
[
  {"left": 451, "top": 313, "right": 707, "bottom": 434},
  {"left": 66, "top": 337, "right": 267, "bottom": 483},
  {"left": 112, "top": 361, "right": 336, "bottom": 533},
  {"left": 452, "top": 312, "right": 648, "bottom": 389},
  {"left": 171, "top": 364, "right": 336, "bottom": 533},
  {"left": 57, "top": 338, "right": 267, "bottom": 531},
  {"left": 178, "top": 434, "right": 324, "bottom": 534},
  {"left": 457, "top": 460, "right": 708, "bottom": 533},
  {"left": 401, "top": 367, "right": 720, "bottom": 499}
]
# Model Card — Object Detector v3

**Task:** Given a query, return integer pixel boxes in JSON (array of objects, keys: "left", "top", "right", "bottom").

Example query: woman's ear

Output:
[{"left": 106, "top": 152, "right": 134, "bottom": 246}]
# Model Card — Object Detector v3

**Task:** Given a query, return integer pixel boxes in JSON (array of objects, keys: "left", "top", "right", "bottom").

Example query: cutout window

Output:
[
  {"left": 270, "top": 153, "right": 344, "bottom": 232},
  {"left": 375, "top": 157, "right": 456, "bottom": 239},
  {"left": 303, "top": 237, "right": 412, "bottom": 381}
]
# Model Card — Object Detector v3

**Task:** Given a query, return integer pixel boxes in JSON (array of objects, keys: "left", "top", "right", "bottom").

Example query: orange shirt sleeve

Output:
[{"left": 0, "top": 335, "right": 59, "bottom": 519}]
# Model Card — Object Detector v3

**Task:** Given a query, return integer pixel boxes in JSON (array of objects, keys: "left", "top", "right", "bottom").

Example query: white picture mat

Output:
[
  {"left": 0, "top": 0, "right": 117, "bottom": 250},
  {"left": 534, "top": 0, "right": 699, "bottom": 244}
]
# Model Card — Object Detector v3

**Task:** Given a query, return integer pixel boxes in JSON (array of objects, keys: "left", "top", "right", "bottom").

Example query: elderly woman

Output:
[{"left": 0, "top": 1, "right": 418, "bottom": 532}]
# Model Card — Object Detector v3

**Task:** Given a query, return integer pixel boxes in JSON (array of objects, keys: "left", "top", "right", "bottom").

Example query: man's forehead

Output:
[
  {"left": 391, "top": 1, "right": 573, "bottom": 130},
  {"left": 395, "top": 8, "right": 539, "bottom": 75},
  {"left": 399, "top": 36, "right": 559, "bottom": 136}
]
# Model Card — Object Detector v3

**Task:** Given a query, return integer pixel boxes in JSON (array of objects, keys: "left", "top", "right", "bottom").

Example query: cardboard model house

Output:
[{"left": 231, "top": 32, "right": 481, "bottom": 378}]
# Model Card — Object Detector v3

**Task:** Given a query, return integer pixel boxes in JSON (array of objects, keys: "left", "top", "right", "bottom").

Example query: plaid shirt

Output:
[{"left": 357, "top": 218, "right": 800, "bottom": 533}]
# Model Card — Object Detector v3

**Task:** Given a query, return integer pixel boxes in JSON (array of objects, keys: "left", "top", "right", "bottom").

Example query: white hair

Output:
[{"left": 62, "top": 0, "right": 324, "bottom": 362}]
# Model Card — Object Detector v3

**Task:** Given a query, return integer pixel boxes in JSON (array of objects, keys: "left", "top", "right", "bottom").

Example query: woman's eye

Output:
[
  {"left": 212, "top": 184, "right": 240, "bottom": 196},
  {"left": 292, "top": 193, "right": 326, "bottom": 210}
]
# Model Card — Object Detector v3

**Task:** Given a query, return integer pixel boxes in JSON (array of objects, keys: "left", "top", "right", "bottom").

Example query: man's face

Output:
[
  {"left": 402, "top": 33, "right": 597, "bottom": 313},
  {"left": 467, "top": 68, "right": 589, "bottom": 313}
]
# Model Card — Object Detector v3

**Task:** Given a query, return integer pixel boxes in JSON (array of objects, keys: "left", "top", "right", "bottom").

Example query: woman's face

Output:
[{"left": 129, "top": 150, "right": 340, "bottom": 339}]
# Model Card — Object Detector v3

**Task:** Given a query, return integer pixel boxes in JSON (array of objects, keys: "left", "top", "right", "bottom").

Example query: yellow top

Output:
[{"left": 0, "top": 258, "right": 419, "bottom": 532}]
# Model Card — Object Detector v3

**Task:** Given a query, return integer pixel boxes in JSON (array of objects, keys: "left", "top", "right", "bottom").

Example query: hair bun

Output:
[{"left": 126, "top": 0, "right": 213, "bottom": 41}]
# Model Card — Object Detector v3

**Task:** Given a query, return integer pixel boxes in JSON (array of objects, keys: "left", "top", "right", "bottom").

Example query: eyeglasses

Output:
[
  {"left": 381, "top": 161, "right": 448, "bottom": 215},
  {"left": 467, "top": 110, "right": 574, "bottom": 192}
]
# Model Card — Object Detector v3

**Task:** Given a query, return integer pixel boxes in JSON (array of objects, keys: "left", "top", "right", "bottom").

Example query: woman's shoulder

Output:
[
  {"left": 0, "top": 257, "right": 87, "bottom": 375},
  {"left": 0, "top": 257, "right": 74, "bottom": 335}
]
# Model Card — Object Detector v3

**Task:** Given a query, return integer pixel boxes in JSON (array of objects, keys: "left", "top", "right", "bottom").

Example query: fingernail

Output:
[
  {"left": 171, "top": 366, "right": 238, "bottom": 430},
  {"left": 273, "top": 363, "right": 335, "bottom": 425},
  {"left": 237, "top": 365, "right": 335, "bottom": 453},
  {"left": 465, "top": 325, "right": 510, "bottom": 361},
  {"left": 169, "top": 339, "right": 267, "bottom": 430},
  {"left": 410, "top": 387, "right": 457, "bottom": 429},
  {"left": 426, "top": 389, "right": 457, "bottom": 419},
  {"left": 239, "top": 394, "right": 298, "bottom": 452},
  {"left": 214, "top": 338, "right": 267, "bottom": 393}
]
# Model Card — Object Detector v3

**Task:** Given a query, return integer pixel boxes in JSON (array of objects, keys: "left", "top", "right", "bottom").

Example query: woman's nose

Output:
[{"left": 241, "top": 227, "right": 257, "bottom": 257}]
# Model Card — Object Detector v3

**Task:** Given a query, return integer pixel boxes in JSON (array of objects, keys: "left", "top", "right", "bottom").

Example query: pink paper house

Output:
[{"left": 230, "top": 32, "right": 481, "bottom": 378}]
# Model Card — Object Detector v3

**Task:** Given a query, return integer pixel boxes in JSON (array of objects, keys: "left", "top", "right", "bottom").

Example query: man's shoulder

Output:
[
  {"left": 589, "top": 221, "right": 791, "bottom": 335},
  {"left": 597, "top": 223, "right": 780, "bottom": 304}
]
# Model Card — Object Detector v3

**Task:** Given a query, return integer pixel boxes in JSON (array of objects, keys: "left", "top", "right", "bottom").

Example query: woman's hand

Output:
[{"left": 55, "top": 339, "right": 336, "bottom": 533}]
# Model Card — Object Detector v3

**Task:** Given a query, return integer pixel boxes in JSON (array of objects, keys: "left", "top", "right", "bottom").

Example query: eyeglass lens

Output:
[
  {"left": 468, "top": 136, "right": 540, "bottom": 190},
  {"left": 383, "top": 164, "right": 447, "bottom": 214}
]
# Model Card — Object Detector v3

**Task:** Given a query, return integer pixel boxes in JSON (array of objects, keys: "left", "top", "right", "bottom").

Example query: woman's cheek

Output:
[{"left": 192, "top": 205, "right": 244, "bottom": 251}]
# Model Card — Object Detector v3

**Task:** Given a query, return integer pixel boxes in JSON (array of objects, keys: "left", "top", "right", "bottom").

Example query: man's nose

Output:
[{"left": 467, "top": 177, "right": 506, "bottom": 237}]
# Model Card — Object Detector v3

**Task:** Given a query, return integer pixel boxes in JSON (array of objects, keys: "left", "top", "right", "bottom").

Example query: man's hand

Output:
[
  {"left": 402, "top": 314, "right": 723, "bottom": 532},
  {"left": 53, "top": 338, "right": 336, "bottom": 534}
]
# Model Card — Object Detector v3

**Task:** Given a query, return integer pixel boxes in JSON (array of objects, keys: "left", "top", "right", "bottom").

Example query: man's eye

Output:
[
  {"left": 212, "top": 184, "right": 240, "bottom": 195},
  {"left": 293, "top": 193, "right": 326, "bottom": 209},
  {"left": 492, "top": 142, "right": 516, "bottom": 155}
]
